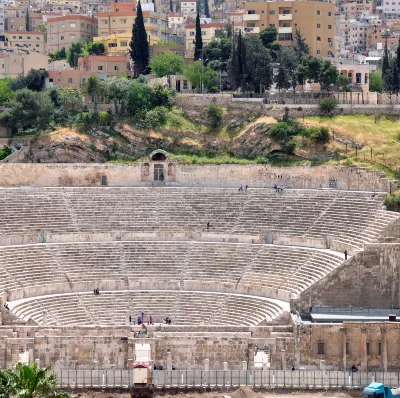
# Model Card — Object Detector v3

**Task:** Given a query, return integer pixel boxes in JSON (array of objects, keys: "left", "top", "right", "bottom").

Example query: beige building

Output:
[
  {"left": 4, "top": 31, "right": 45, "bottom": 53},
  {"left": 243, "top": 0, "right": 336, "bottom": 57},
  {"left": 5, "top": 16, "right": 25, "bottom": 31},
  {"left": 47, "top": 15, "right": 98, "bottom": 53},
  {"left": 78, "top": 54, "right": 131, "bottom": 77},
  {"left": 185, "top": 22, "right": 226, "bottom": 53},
  {"left": 97, "top": 11, "right": 168, "bottom": 42},
  {"left": 0, "top": 51, "right": 48, "bottom": 78}
]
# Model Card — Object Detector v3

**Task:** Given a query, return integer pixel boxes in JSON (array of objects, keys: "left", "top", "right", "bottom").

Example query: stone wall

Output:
[
  {"left": 0, "top": 325, "right": 294, "bottom": 370},
  {"left": 0, "top": 163, "right": 393, "bottom": 192},
  {"left": 297, "top": 322, "right": 400, "bottom": 371},
  {"left": 294, "top": 243, "right": 400, "bottom": 312}
]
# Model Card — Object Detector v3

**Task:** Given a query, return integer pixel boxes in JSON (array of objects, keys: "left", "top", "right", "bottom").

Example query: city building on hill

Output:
[
  {"left": 0, "top": 50, "right": 48, "bottom": 78},
  {"left": 46, "top": 14, "right": 98, "bottom": 53},
  {"left": 168, "top": 12, "right": 186, "bottom": 27},
  {"left": 4, "top": 30, "right": 45, "bottom": 52},
  {"left": 5, "top": 15, "right": 25, "bottom": 31},
  {"left": 243, "top": 0, "right": 335, "bottom": 57},
  {"left": 181, "top": 1, "right": 196, "bottom": 16},
  {"left": 97, "top": 10, "right": 168, "bottom": 42},
  {"left": 185, "top": 22, "right": 226, "bottom": 53}
]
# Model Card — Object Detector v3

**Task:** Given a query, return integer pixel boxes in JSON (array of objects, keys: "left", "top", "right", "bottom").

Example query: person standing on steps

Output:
[{"left": 344, "top": 250, "right": 348, "bottom": 260}]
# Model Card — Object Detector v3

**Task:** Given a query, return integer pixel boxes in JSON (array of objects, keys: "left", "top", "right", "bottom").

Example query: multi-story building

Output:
[
  {"left": 376, "top": 0, "right": 400, "bottom": 18},
  {"left": 98, "top": 0, "right": 136, "bottom": 13},
  {"left": 181, "top": 1, "right": 196, "bottom": 15},
  {"left": 78, "top": 54, "right": 131, "bottom": 76},
  {"left": 347, "top": 19, "right": 369, "bottom": 52},
  {"left": 5, "top": 16, "right": 25, "bottom": 31},
  {"left": 243, "top": 0, "right": 336, "bottom": 57},
  {"left": 0, "top": 4, "right": 5, "bottom": 34},
  {"left": 4, "top": 30, "right": 45, "bottom": 52},
  {"left": 0, "top": 51, "right": 48, "bottom": 78},
  {"left": 367, "top": 24, "right": 399, "bottom": 52},
  {"left": 340, "top": 0, "right": 373, "bottom": 20},
  {"left": 185, "top": 22, "right": 226, "bottom": 52},
  {"left": 46, "top": 15, "right": 98, "bottom": 53},
  {"left": 97, "top": 10, "right": 168, "bottom": 42}
]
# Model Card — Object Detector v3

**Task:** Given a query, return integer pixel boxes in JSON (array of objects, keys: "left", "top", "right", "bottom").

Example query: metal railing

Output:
[{"left": 52, "top": 369, "right": 400, "bottom": 388}]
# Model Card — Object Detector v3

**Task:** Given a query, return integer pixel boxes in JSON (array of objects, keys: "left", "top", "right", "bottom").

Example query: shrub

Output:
[
  {"left": 282, "top": 139, "right": 296, "bottom": 153},
  {"left": 310, "top": 126, "right": 330, "bottom": 144},
  {"left": 319, "top": 97, "right": 338, "bottom": 114},
  {"left": 268, "top": 121, "right": 297, "bottom": 142},
  {"left": 139, "top": 106, "right": 169, "bottom": 129},
  {"left": 0, "top": 145, "right": 11, "bottom": 160},
  {"left": 384, "top": 194, "right": 400, "bottom": 212},
  {"left": 207, "top": 103, "right": 223, "bottom": 128}
]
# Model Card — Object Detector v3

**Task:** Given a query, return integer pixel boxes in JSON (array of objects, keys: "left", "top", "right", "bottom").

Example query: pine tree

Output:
[
  {"left": 194, "top": 13, "right": 203, "bottom": 61},
  {"left": 25, "top": 8, "right": 29, "bottom": 31},
  {"left": 204, "top": 0, "right": 210, "bottom": 18},
  {"left": 129, "top": 0, "right": 149, "bottom": 78},
  {"left": 294, "top": 28, "right": 310, "bottom": 60},
  {"left": 382, "top": 36, "right": 390, "bottom": 77},
  {"left": 170, "top": 0, "right": 173, "bottom": 12}
]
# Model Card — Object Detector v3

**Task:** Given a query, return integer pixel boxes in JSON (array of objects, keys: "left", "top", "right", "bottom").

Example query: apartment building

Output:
[
  {"left": 47, "top": 15, "right": 98, "bottom": 53},
  {"left": 78, "top": 54, "right": 131, "bottom": 76},
  {"left": 0, "top": 4, "right": 5, "bottom": 34},
  {"left": 97, "top": 11, "right": 168, "bottom": 42},
  {"left": 185, "top": 22, "right": 226, "bottom": 52},
  {"left": 376, "top": 0, "right": 400, "bottom": 18},
  {"left": 340, "top": 0, "right": 373, "bottom": 19},
  {"left": 4, "top": 30, "right": 45, "bottom": 52},
  {"left": 181, "top": 1, "right": 196, "bottom": 15},
  {"left": 98, "top": 0, "right": 136, "bottom": 13},
  {"left": 0, "top": 51, "right": 48, "bottom": 78},
  {"left": 367, "top": 24, "right": 399, "bottom": 52},
  {"left": 243, "top": 0, "right": 336, "bottom": 57},
  {"left": 5, "top": 16, "right": 25, "bottom": 31},
  {"left": 347, "top": 19, "right": 368, "bottom": 52}
]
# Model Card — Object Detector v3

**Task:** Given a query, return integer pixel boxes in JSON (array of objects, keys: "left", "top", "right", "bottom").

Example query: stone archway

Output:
[{"left": 150, "top": 149, "right": 168, "bottom": 161}]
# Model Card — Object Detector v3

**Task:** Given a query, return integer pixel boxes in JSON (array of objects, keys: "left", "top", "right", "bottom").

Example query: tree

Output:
[
  {"left": 103, "top": 76, "right": 129, "bottom": 116},
  {"left": 294, "top": 28, "right": 310, "bottom": 60},
  {"left": 319, "top": 97, "right": 338, "bottom": 114},
  {"left": 150, "top": 52, "right": 185, "bottom": 76},
  {"left": 184, "top": 61, "right": 219, "bottom": 92},
  {"left": 384, "top": 57, "right": 400, "bottom": 97},
  {"left": 203, "top": 37, "right": 232, "bottom": 72},
  {"left": 129, "top": 0, "right": 149, "bottom": 77},
  {"left": 59, "top": 87, "right": 83, "bottom": 111},
  {"left": 397, "top": 37, "right": 400, "bottom": 73},
  {"left": 194, "top": 13, "right": 203, "bottom": 61},
  {"left": 66, "top": 41, "right": 84, "bottom": 68},
  {"left": 319, "top": 60, "right": 339, "bottom": 91},
  {"left": 259, "top": 27, "right": 277, "bottom": 49},
  {"left": 274, "top": 64, "right": 289, "bottom": 92},
  {"left": 10, "top": 69, "right": 48, "bottom": 91},
  {"left": 204, "top": 0, "right": 210, "bottom": 18},
  {"left": 0, "top": 89, "right": 54, "bottom": 130},
  {"left": 279, "top": 46, "right": 299, "bottom": 90},
  {"left": 25, "top": 8, "right": 29, "bottom": 31},
  {"left": 170, "top": 0, "right": 173, "bottom": 12},
  {"left": 0, "top": 363, "right": 71, "bottom": 398},
  {"left": 338, "top": 75, "right": 351, "bottom": 91},
  {"left": 228, "top": 30, "right": 246, "bottom": 90},
  {"left": 83, "top": 76, "right": 103, "bottom": 111},
  {"left": 243, "top": 36, "right": 273, "bottom": 92},
  {"left": 382, "top": 36, "right": 390, "bottom": 77},
  {"left": 369, "top": 71, "right": 383, "bottom": 93},
  {"left": 0, "top": 79, "right": 15, "bottom": 105},
  {"left": 207, "top": 103, "right": 223, "bottom": 128}
]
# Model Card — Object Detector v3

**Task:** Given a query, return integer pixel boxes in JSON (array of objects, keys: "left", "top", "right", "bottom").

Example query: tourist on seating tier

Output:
[{"left": 344, "top": 250, "right": 348, "bottom": 260}]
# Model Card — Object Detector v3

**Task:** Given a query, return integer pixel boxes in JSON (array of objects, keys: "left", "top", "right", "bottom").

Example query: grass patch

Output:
[
  {"left": 301, "top": 115, "right": 400, "bottom": 174},
  {"left": 164, "top": 108, "right": 199, "bottom": 132}
]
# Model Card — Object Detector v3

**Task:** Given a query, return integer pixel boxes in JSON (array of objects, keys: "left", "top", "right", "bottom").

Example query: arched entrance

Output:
[{"left": 150, "top": 149, "right": 168, "bottom": 161}]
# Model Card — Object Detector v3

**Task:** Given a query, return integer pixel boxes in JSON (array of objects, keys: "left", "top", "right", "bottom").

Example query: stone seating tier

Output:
[
  {"left": 0, "top": 188, "right": 396, "bottom": 247},
  {"left": 9, "top": 291, "right": 288, "bottom": 327},
  {"left": 0, "top": 241, "right": 344, "bottom": 300}
]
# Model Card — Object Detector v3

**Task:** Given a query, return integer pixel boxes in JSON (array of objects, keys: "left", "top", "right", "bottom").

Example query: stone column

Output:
[
  {"left": 281, "top": 349, "right": 286, "bottom": 370},
  {"left": 204, "top": 359, "right": 210, "bottom": 371},
  {"left": 341, "top": 328, "right": 347, "bottom": 371},
  {"left": 361, "top": 328, "right": 367, "bottom": 371},
  {"left": 42, "top": 312, "right": 47, "bottom": 325},
  {"left": 0, "top": 310, "right": 2, "bottom": 325},
  {"left": 242, "top": 361, "right": 247, "bottom": 370},
  {"left": 166, "top": 351, "right": 172, "bottom": 370},
  {"left": 223, "top": 361, "right": 228, "bottom": 371},
  {"left": 381, "top": 328, "right": 387, "bottom": 371}
]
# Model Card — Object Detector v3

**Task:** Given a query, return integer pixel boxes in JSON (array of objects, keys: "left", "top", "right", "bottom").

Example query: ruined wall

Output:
[
  {"left": 0, "top": 163, "right": 393, "bottom": 192},
  {"left": 0, "top": 325, "right": 295, "bottom": 370},
  {"left": 294, "top": 244, "right": 400, "bottom": 311},
  {"left": 297, "top": 322, "right": 400, "bottom": 371}
]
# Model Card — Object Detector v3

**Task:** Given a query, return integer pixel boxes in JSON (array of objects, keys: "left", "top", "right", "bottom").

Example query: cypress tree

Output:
[
  {"left": 129, "top": 0, "right": 149, "bottom": 78},
  {"left": 170, "top": 0, "right": 173, "bottom": 12},
  {"left": 204, "top": 0, "right": 210, "bottom": 18},
  {"left": 396, "top": 37, "right": 400, "bottom": 72},
  {"left": 25, "top": 8, "right": 29, "bottom": 31},
  {"left": 382, "top": 36, "right": 389, "bottom": 77},
  {"left": 194, "top": 13, "right": 203, "bottom": 61}
]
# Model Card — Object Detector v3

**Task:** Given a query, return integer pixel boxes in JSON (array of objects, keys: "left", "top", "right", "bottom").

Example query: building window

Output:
[
  {"left": 183, "top": 80, "right": 188, "bottom": 89},
  {"left": 61, "top": 23, "right": 65, "bottom": 28},
  {"left": 61, "top": 36, "right": 64, "bottom": 40},
  {"left": 18, "top": 36, "right": 22, "bottom": 39},
  {"left": 67, "top": 78, "right": 72, "bottom": 83},
  {"left": 317, "top": 341, "right": 325, "bottom": 355},
  {"left": 317, "top": 36, "right": 321, "bottom": 41},
  {"left": 378, "top": 342, "right": 382, "bottom": 357},
  {"left": 36, "top": 44, "right": 39, "bottom": 47},
  {"left": 317, "top": 23, "right": 321, "bottom": 28},
  {"left": 190, "top": 31, "right": 194, "bottom": 36},
  {"left": 278, "top": 33, "right": 292, "bottom": 41},
  {"left": 101, "top": 20, "right": 108, "bottom": 24},
  {"left": 367, "top": 342, "right": 371, "bottom": 356},
  {"left": 12, "top": 36, "right": 16, "bottom": 39},
  {"left": 328, "top": 24, "right": 332, "bottom": 29},
  {"left": 120, "top": 41, "right": 127, "bottom": 46},
  {"left": 114, "top": 65, "right": 118, "bottom": 70},
  {"left": 202, "top": 31, "right": 206, "bottom": 35},
  {"left": 328, "top": 11, "right": 332, "bottom": 15},
  {"left": 356, "top": 72, "right": 361, "bottom": 83},
  {"left": 70, "top": 23, "right": 75, "bottom": 27},
  {"left": 346, "top": 342, "right": 350, "bottom": 356},
  {"left": 317, "top": 9, "right": 321, "bottom": 14},
  {"left": 98, "top": 65, "right": 103, "bottom": 70},
  {"left": 269, "top": 10, "right": 275, "bottom": 14},
  {"left": 269, "top": 23, "right": 275, "bottom": 27},
  {"left": 317, "top": 49, "right": 321, "bottom": 54},
  {"left": 120, "top": 19, "right": 126, "bottom": 24}
]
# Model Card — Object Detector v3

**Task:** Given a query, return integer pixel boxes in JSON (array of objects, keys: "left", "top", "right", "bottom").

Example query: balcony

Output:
[
  {"left": 243, "top": 13, "right": 261, "bottom": 21},
  {"left": 279, "top": 13, "right": 292, "bottom": 20},
  {"left": 244, "top": 26, "right": 260, "bottom": 34},
  {"left": 278, "top": 26, "right": 292, "bottom": 33}
]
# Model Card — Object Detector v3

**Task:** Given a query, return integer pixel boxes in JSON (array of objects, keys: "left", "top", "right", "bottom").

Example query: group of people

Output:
[
  {"left": 274, "top": 184, "right": 284, "bottom": 193},
  {"left": 93, "top": 288, "right": 100, "bottom": 295},
  {"left": 239, "top": 185, "right": 248, "bottom": 192}
]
